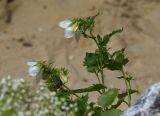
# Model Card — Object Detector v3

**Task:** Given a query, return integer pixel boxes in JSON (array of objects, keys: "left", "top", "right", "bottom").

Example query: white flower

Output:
[
  {"left": 59, "top": 19, "right": 81, "bottom": 41},
  {"left": 27, "top": 62, "right": 41, "bottom": 83}
]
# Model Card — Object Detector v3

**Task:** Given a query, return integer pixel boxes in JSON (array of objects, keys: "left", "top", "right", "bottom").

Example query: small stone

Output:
[
  {"left": 122, "top": 82, "right": 160, "bottom": 116},
  {"left": 147, "top": 79, "right": 153, "bottom": 85},
  {"left": 23, "top": 42, "right": 32, "bottom": 47},
  {"left": 37, "top": 27, "right": 43, "bottom": 32},
  {"left": 69, "top": 55, "right": 74, "bottom": 60}
]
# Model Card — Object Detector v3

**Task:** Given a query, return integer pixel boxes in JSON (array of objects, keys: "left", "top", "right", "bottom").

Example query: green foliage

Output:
[
  {"left": 105, "top": 48, "right": 129, "bottom": 70},
  {"left": 98, "top": 89, "right": 119, "bottom": 107},
  {"left": 84, "top": 29, "right": 128, "bottom": 73},
  {"left": 84, "top": 52, "right": 100, "bottom": 73},
  {"left": 75, "top": 95, "right": 89, "bottom": 116},
  {"left": 102, "top": 109, "right": 122, "bottom": 116},
  {"left": 106, "top": 28, "right": 123, "bottom": 41},
  {"left": 38, "top": 62, "right": 68, "bottom": 91},
  {"left": 97, "top": 34, "right": 109, "bottom": 47},
  {"left": 72, "top": 84, "right": 106, "bottom": 93},
  {"left": 84, "top": 48, "right": 109, "bottom": 73},
  {"left": 97, "top": 28, "right": 123, "bottom": 47},
  {"left": 72, "top": 12, "right": 99, "bottom": 34}
]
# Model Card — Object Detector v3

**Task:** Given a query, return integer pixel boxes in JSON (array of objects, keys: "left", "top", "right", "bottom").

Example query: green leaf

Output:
[
  {"left": 97, "top": 34, "right": 110, "bottom": 46},
  {"left": 118, "top": 89, "right": 138, "bottom": 98},
  {"left": 102, "top": 109, "right": 122, "bottom": 116},
  {"left": 105, "top": 48, "right": 129, "bottom": 70},
  {"left": 107, "top": 28, "right": 123, "bottom": 39},
  {"left": 113, "top": 48, "right": 128, "bottom": 65},
  {"left": 76, "top": 95, "right": 88, "bottom": 115},
  {"left": 111, "top": 89, "right": 138, "bottom": 108},
  {"left": 99, "top": 28, "right": 123, "bottom": 47},
  {"left": 105, "top": 60, "right": 123, "bottom": 70},
  {"left": 98, "top": 89, "right": 119, "bottom": 107},
  {"left": 102, "top": 35, "right": 110, "bottom": 46},
  {"left": 84, "top": 52, "right": 99, "bottom": 73},
  {"left": 72, "top": 84, "right": 106, "bottom": 93},
  {"left": 56, "top": 89, "right": 70, "bottom": 97}
]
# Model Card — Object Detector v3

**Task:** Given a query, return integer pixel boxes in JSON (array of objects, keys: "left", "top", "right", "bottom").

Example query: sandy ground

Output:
[{"left": 0, "top": 0, "right": 160, "bottom": 109}]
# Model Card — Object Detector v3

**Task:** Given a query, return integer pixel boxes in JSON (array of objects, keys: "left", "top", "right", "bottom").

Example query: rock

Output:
[{"left": 122, "top": 82, "right": 160, "bottom": 116}]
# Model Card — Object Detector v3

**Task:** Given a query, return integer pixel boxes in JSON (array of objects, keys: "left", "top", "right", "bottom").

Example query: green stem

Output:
[
  {"left": 63, "top": 85, "right": 79, "bottom": 97},
  {"left": 82, "top": 30, "right": 106, "bottom": 93},
  {"left": 128, "top": 80, "right": 132, "bottom": 104},
  {"left": 96, "top": 73, "right": 101, "bottom": 84},
  {"left": 125, "top": 79, "right": 131, "bottom": 106},
  {"left": 123, "top": 100, "right": 130, "bottom": 106},
  {"left": 82, "top": 30, "right": 99, "bottom": 48},
  {"left": 96, "top": 72, "right": 104, "bottom": 94},
  {"left": 121, "top": 68, "right": 131, "bottom": 106},
  {"left": 90, "top": 31, "right": 99, "bottom": 46},
  {"left": 100, "top": 70, "right": 105, "bottom": 93},
  {"left": 100, "top": 70, "right": 105, "bottom": 85}
]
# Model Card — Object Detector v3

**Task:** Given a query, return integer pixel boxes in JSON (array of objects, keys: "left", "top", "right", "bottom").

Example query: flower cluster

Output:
[
  {"left": 0, "top": 77, "right": 84, "bottom": 116},
  {"left": 27, "top": 62, "right": 42, "bottom": 83}
]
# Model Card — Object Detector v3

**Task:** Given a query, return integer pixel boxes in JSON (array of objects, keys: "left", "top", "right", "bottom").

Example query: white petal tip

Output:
[
  {"left": 59, "top": 19, "right": 72, "bottom": 29},
  {"left": 27, "top": 62, "right": 37, "bottom": 66}
]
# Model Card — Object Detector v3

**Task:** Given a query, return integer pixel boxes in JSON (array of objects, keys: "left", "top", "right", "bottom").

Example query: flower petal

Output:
[
  {"left": 59, "top": 20, "right": 72, "bottom": 29},
  {"left": 64, "top": 27, "right": 75, "bottom": 38},
  {"left": 27, "top": 62, "right": 37, "bottom": 67},
  {"left": 28, "top": 66, "right": 40, "bottom": 77}
]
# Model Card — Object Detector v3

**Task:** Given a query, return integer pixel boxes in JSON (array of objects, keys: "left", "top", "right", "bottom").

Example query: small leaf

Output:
[
  {"left": 102, "top": 109, "right": 122, "bottom": 116},
  {"left": 98, "top": 89, "right": 118, "bottom": 107},
  {"left": 76, "top": 95, "right": 88, "bottom": 115},
  {"left": 105, "top": 48, "right": 129, "bottom": 70},
  {"left": 97, "top": 34, "right": 110, "bottom": 46},
  {"left": 113, "top": 48, "right": 129, "bottom": 65},
  {"left": 72, "top": 84, "right": 106, "bottom": 93},
  {"left": 102, "top": 35, "right": 110, "bottom": 46},
  {"left": 118, "top": 89, "right": 138, "bottom": 98},
  {"left": 105, "top": 60, "right": 122, "bottom": 70},
  {"left": 107, "top": 28, "right": 123, "bottom": 39},
  {"left": 84, "top": 52, "right": 99, "bottom": 73},
  {"left": 111, "top": 89, "right": 138, "bottom": 108}
]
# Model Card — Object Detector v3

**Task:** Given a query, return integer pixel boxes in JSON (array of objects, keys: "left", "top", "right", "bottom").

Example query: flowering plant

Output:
[
  {"left": 0, "top": 13, "right": 139, "bottom": 116},
  {"left": 26, "top": 13, "right": 138, "bottom": 116}
]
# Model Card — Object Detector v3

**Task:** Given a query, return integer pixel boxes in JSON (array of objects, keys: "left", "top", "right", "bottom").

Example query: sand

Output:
[{"left": 0, "top": 0, "right": 160, "bottom": 108}]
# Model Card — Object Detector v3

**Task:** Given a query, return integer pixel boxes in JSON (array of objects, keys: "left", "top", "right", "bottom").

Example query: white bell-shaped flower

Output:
[
  {"left": 27, "top": 62, "right": 41, "bottom": 83},
  {"left": 59, "top": 19, "right": 81, "bottom": 41}
]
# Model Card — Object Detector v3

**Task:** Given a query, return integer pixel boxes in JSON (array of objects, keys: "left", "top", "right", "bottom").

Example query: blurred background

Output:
[{"left": 0, "top": 0, "right": 160, "bottom": 107}]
